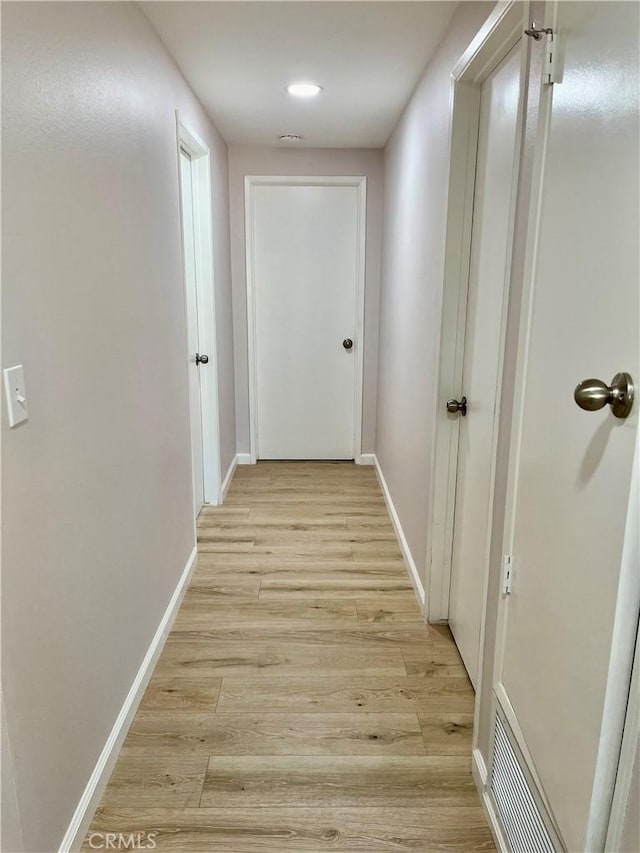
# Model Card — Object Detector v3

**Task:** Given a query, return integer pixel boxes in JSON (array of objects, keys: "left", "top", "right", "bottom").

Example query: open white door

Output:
[
  {"left": 177, "top": 117, "right": 221, "bottom": 514},
  {"left": 448, "top": 39, "right": 523, "bottom": 688},
  {"left": 179, "top": 149, "right": 205, "bottom": 514},
  {"left": 490, "top": 3, "right": 639, "bottom": 850}
]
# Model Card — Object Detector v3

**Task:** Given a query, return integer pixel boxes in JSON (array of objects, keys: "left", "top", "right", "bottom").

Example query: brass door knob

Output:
[{"left": 574, "top": 373, "right": 634, "bottom": 419}]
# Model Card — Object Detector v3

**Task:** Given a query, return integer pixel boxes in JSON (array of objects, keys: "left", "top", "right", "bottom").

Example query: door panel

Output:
[
  {"left": 449, "top": 42, "right": 522, "bottom": 687},
  {"left": 253, "top": 184, "right": 359, "bottom": 460},
  {"left": 497, "top": 3, "right": 639, "bottom": 849},
  {"left": 179, "top": 150, "right": 205, "bottom": 513}
]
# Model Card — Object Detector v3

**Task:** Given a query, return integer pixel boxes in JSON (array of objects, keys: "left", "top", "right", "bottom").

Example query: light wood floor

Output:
[{"left": 83, "top": 462, "right": 495, "bottom": 851}]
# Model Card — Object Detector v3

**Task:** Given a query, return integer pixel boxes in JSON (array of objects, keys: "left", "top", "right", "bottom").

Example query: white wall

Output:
[
  {"left": 376, "top": 2, "right": 493, "bottom": 590},
  {"left": 228, "top": 146, "right": 384, "bottom": 455},
  {"left": 1, "top": 3, "right": 233, "bottom": 850}
]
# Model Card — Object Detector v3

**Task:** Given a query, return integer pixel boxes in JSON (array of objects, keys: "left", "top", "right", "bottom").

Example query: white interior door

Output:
[
  {"left": 252, "top": 184, "right": 359, "bottom": 460},
  {"left": 448, "top": 41, "right": 522, "bottom": 688},
  {"left": 179, "top": 149, "right": 205, "bottom": 514},
  {"left": 495, "top": 3, "right": 639, "bottom": 850}
]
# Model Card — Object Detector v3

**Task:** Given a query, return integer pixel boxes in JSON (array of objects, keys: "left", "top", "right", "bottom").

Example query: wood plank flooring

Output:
[{"left": 83, "top": 462, "right": 495, "bottom": 852}]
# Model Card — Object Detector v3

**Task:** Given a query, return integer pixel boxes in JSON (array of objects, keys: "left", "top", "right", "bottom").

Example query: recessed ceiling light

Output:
[
  {"left": 286, "top": 82, "right": 322, "bottom": 98},
  {"left": 278, "top": 134, "right": 303, "bottom": 142}
]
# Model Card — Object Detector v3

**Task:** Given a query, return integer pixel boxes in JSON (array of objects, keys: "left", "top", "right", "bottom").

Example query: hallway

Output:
[{"left": 83, "top": 462, "right": 495, "bottom": 851}]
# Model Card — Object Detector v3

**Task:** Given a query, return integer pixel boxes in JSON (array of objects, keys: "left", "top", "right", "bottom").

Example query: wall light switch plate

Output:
[{"left": 3, "top": 365, "right": 29, "bottom": 427}]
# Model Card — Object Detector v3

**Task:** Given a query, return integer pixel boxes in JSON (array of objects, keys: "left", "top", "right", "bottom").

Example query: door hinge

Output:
[
  {"left": 524, "top": 23, "right": 559, "bottom": 85},
  {"left": 502, "top": 555, "right": 513, "bottom": 595},
  {"left": 544, "top": 30, "right": 559, "bottom": 85}
]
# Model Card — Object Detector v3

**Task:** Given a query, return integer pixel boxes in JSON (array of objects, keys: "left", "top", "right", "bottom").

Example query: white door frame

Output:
[
  {"left": 425, "top": 0, "right": 527, "bottom": 625},
  {"left": 605, "top": 566, "right": 640, "bottom": 852},
  {"left": 244, "top": 175, "right": 367, "bottom": 464},
  {"left": 176, "top": 114, "right": 222, "bottom": 507}
]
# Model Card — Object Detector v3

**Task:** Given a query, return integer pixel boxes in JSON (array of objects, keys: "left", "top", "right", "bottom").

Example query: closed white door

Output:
[
  {"left": 448, "top": 42, "right": 522, "bottom": 687},
  {"left": 252, "top": 184, "right": 360, "bottom": 459},
  {"left": 179, "top": 149, "right": 205, "bottom": 514},
  {"left": 495, "top": 3, "right": 639, "bottom": 850}
]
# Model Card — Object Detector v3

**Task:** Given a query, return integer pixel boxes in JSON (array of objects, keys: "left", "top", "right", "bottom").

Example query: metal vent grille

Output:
[{"left": 490, "top": 714, "right": 557, "bottom": 852}]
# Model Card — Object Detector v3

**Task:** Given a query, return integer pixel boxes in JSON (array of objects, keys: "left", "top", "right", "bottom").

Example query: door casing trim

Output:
[{"left": 244, "top": 175, "right": 367, "bottom": 463}]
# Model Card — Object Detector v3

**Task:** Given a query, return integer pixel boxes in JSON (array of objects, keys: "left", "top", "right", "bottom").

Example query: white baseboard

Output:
[
  {"left": 472, "top": 747, "right": 488, "bottom": 790},
  {"left": 220, "top": 455, "right": 238, "bottom": 500},
  {"left": 236, "top": 453, "right": 254, "bottom": 465},
  {"left": 355, "top": 453, "right": 375, "bottom": 465},
  {"left": 371, "top": 454, "right": 425, "bottom": 609},
  {"left": 482, "top": 787, "right": 509, "bottom": 853},
  {"left": 59, "top": 546, "right": 198, "bottom": 852},
  {"left": 473, "top": 747, "right": 508, "bottom": 853}
]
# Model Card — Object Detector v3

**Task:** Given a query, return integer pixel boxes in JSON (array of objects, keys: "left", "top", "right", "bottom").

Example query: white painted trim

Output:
[
  {"left": 244, "top": 175, "right": 367, "bottom": 463},
  {"left": 481, "top": 785, "right": 510, "bottom": 853},
  {"left": 244, "top": 176, "right": 259, "bottom": 465},
  {"left": 453, "top": 0, "right": 523, "bottom": 83},
  {"left": 176, "top": 114, "right": 222, "bottom": 506},
  {"left": 236, "top": 453, "right": 253, "bottom": 466},
  {"left": 426, "top": 0, "right": 524, "bottom": 625},
  {"left": 371, "top": 454, "right": 425, "bottom": 610},
  {"left": 590, "top": 435, "right": 639, "bottom": 850},
  {"left": 472, "top": 747, "right": 488, "bottom": 791},
  {"left": 220, "top": 454, "right": 238, "bottom": 501},
  {"left": 605, "top": 598, "right": 640, "bottom": 851},
  {"left": 355, "top": 453, "right": 375, "bottom": 466},
  {"left": 474, "top": 741, "right": 509, "bottom": 853},
  {"left": 58, "top": 546, "right": 198, "bottom": 852}
]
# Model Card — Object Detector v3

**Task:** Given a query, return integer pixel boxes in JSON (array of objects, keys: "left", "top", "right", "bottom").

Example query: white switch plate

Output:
[{"left": 3, "top": 365, "right": 29, "bottom": 427}]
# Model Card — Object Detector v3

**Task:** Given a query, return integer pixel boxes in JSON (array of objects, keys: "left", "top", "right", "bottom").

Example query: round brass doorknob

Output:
[
  {"left": 343, "top": 338, "right": 353, "bottom": 350},
  {"left": 446, "top": 396, "right": 467, "bottom": 416},
  {"left": 574, "top": 372, "right": 634, "bottom": 419}
]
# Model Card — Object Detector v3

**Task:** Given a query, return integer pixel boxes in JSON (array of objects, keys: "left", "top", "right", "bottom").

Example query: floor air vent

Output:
[{"left": 489, "top": 713, "right": 557, "bottom": 852}]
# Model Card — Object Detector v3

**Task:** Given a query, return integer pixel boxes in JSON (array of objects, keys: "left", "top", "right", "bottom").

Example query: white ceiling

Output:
[{"left": 141, "top": 2, "right": 458, "bottom": 148}]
